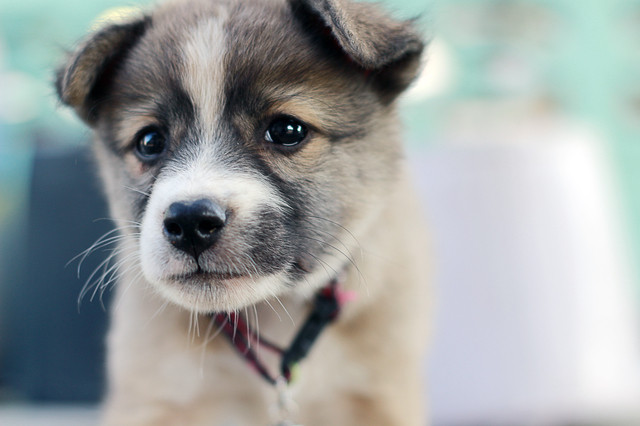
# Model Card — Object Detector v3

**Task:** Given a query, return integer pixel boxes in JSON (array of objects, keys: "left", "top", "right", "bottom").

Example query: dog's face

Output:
[{"left": 57, "top": 0, "right": 423, "bottom": 312}]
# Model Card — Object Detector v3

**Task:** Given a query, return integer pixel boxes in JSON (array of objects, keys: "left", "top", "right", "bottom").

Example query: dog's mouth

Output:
[
  {"left": 171, "top": 269, "right": 248, "bottom": 284},
  {"left": 152, "top": 263, "right": 291, "bottom": 313}
]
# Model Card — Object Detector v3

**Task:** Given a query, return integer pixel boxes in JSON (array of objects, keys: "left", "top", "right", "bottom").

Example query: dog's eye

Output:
[
  {"left": 265, "top": 117, "right": 308, "bottom": 147},
  {"left": 135, "top": 129, "right": 166, "bottom": 160}
]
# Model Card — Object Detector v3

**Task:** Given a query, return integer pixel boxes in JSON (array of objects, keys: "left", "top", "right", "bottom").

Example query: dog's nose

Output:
[{"left": 163, "top": 199, "right": 226, "bottom": 259}]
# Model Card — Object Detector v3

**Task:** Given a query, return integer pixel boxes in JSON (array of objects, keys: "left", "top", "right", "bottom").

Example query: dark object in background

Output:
[{"left": 0, "top": 147, "right": 112, "bottom": 402}]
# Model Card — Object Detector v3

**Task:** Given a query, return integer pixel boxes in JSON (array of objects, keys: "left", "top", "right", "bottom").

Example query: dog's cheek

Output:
[
  {"left": 247, "top": 210, "right": 296, "bottom": 272},
  {"left": 92, "top": 142, "right": 145, "bottom": 225},
  {"left": 123, "top": 153, "right": 152, "bottom": 180}
]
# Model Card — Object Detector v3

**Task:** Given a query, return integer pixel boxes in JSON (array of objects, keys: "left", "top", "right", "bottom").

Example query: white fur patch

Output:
[
  {"left": 181, "top": 14, "right": 228, "bottom": 141},
  {"left": 139, "top": 144, "right": 290, "bottom": 311}
]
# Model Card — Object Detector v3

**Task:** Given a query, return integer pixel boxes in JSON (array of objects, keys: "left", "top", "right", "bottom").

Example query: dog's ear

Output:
[
  {"left": 55, "top": 16, "right": 150, "bottom": 125},
  {"left": 291, "top": 0, "right": 424, "bottom": 100}
]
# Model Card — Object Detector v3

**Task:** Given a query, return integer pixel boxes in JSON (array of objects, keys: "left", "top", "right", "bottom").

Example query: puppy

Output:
[{"left": 56, "top": 0, "right": 430, "bottom": 424}]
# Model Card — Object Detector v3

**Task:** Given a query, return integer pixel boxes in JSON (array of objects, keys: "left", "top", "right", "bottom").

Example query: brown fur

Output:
[{"left": 56, "top": 0, "right": 431, "bottom": 424}]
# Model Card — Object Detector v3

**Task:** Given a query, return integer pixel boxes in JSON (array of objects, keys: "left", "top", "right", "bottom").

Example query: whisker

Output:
[
  {"left": 232, "top": 309, "right": 239, "bottom": 340},
  {"left": 306, "top": 215, "right": 363, "bottom": 256},
  {"left": 296, "top": 247, "right": 337, "bottom": 283},
  {"left": 113, "top": 266, "right": 145, "bottom": 312},
  {"left": 90, "top": 250, "right": 140, "bottom": 301},
  {"left": 263, "top": 297, "right": 282, "bottom": 322},
  {"left": 272, "top": 294, "right": 294, "bottom": 326},
  {"left": 92, "top": 218, "right": 142, "bottom": 227},
  {"left": 302, "top": 218, "right": 359, "bottom": 261},
  {"left": 97, "top": 253, "right": 142, "bottom": 307},
  {"left": 300, "top": 234, "right": 366, "bottom": 290},
  {"left": 69, "top": 229, "right": 138, "bottom": 277},
  {"left": 199, "top": 314, "right": 218, "bottom": 377},
  {"left": 79, "top": 242, "right": 139, "bottom": 305},
  {"left": 123, "top": 185, "right": 151, "bottom": 197},
  {"left": 202, "top": 314, "right": 227, "bottom": 346},
  {"left": 79, "top": 250, "right": 120, "bottom": 307},
  {"left": 144, "top": 299, "right": 171, "bottom": 329},
  {"left": 252, "top": 304, "right": 260, "bottom": 354},
  {"left": 244, "top": 306, "right": 251, "bottom": 349}
]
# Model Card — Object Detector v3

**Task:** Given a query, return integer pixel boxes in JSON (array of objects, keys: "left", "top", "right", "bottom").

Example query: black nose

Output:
[{"left": 163, "top": 199, "right": 226, "bottom": 259}]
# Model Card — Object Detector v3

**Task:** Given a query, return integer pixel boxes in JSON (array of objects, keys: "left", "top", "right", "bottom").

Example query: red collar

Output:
[{"left": 211, "top": 278, "right": 347, "bottom": 386}]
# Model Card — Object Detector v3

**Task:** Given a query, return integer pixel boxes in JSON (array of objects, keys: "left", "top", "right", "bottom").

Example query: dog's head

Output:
[{"left": 56, "top": 0, "right": 424, "bottom": 312}]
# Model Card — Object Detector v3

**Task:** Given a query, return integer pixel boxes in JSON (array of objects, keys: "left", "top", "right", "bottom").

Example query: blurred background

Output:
[{"left": 1, "top": 0, "right": 639, "bottom": 425}]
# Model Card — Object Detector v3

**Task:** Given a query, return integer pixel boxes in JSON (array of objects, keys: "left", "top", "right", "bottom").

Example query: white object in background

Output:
[
  {"left": 404, "top": 38, "right": 456, "bottom": 103},
  {"left": 412, "top": 121, "right": 640, "bottom": 425}
]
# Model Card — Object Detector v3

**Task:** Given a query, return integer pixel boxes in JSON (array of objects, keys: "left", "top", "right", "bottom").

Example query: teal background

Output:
[{"left": 0, "top": 0, "right": 639, "bottom": 421}]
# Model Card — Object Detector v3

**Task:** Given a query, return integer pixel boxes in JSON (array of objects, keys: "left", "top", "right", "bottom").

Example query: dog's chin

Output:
[{"left": 148, "top": 270, "right": 290, "bottom": 313}]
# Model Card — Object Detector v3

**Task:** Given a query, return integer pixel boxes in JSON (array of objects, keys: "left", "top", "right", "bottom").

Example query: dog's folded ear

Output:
[
  {"left": 55, "top": 17, "right": 150, "bottom": 125},
  {"left": 291, "top": 0, "right": 425, "bottom": 100}
]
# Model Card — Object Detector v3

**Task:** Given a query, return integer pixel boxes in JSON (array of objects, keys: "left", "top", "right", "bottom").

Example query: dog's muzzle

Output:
[{"left": 162, "top": 198, "right": 226, "bottom": 260}]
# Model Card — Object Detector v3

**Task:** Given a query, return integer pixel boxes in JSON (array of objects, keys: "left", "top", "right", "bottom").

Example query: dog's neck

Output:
[{"left": 209, "top": 277, "right": 350, "bottom": 386}]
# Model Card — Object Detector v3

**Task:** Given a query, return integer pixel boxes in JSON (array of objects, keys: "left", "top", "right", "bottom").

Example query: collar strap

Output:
[{"left": 211, "top": 278, "right": 344, "bottom": 386}]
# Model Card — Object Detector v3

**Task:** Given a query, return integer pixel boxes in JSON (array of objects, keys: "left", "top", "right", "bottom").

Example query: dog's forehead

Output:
[
  {"left": 106, "top": 0, "right": 374, "bottom": 157},
  {"left": 161, "top": 0, "right": 326, "bottom": 117}
]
